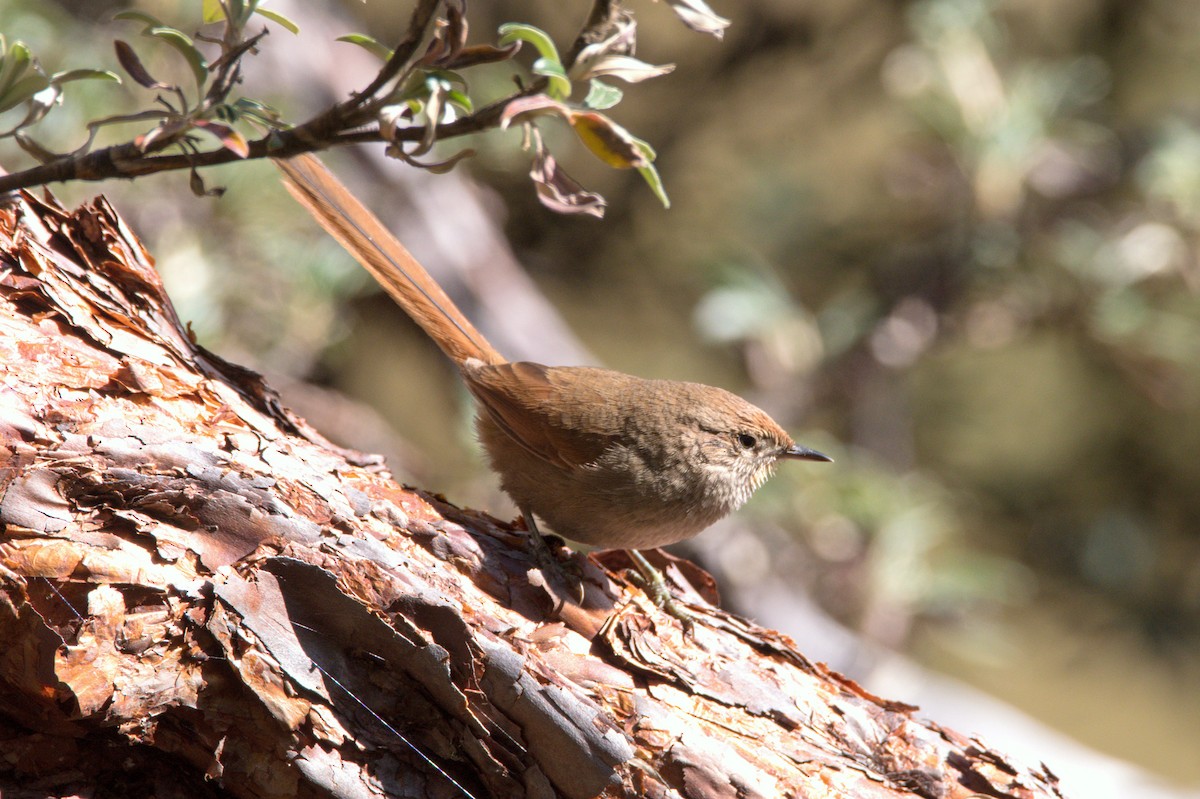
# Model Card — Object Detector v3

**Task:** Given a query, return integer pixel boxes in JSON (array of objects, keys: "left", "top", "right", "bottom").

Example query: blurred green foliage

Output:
[{"left": 2, "top": 0, "right": 1199, "bottom": 782}]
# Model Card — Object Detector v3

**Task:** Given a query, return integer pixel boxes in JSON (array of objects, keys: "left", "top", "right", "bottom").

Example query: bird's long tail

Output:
[{"left": 275, "top": 154, "right": 503, "bottom": 366}]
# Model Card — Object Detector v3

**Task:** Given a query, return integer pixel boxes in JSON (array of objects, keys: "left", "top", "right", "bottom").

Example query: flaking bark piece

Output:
[{"left": 0, "top": 186, "right": 1069, "bottom": 798}]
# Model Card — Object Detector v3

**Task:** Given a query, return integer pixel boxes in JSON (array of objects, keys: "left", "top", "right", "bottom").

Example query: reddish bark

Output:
[{"left": 0, "top": 187, "right": 1066, "bottom": 798}]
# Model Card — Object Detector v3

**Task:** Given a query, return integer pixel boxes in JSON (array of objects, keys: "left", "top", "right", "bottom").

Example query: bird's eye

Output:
[{"left": 737, "top": 433, "right": 757, "bottom": 449}]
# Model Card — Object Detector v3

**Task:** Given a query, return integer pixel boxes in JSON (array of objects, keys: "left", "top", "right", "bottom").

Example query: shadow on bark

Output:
[{"left": 0, "top": 188, "right": 1065, "bottom": 798}]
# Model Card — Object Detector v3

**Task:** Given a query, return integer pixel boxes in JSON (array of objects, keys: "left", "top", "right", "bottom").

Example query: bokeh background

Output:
[{"left": 3, "top": 0, "right": 1199, "bottom": 792}]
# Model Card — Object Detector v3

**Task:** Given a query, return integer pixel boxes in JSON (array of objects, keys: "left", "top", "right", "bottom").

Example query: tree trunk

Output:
[{"left": 0, "top": 187, "right": 1066, "bottom": 799}]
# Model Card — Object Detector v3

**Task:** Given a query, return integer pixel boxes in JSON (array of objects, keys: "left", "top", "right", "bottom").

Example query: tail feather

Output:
[{"left": 275, "top": 154, "right": 503, "bottom": 366}]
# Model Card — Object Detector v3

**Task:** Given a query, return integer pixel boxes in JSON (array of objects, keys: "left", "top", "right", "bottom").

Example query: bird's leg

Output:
[
  {"left": 521, "top": 509, "right": 553, "bottom": 557},
  {"left": 627, "top": 550, "right": 696, "bottom": 634},
  {"left": 521, "top": 509, "right": 585, "bottom": 600}
]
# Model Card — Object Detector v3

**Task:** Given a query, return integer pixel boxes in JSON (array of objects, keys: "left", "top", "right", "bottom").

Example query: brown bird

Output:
[{"left": 276, "top": 154, "right": 830, "bottom": 608}]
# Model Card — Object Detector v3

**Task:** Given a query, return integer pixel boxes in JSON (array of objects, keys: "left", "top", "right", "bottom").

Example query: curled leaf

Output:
[
  {"left": 134, "top": 123, "right": 170, "bottom": 152},
  {"left": 189, "top": 167, "right": 225, "bottom": 197},
  {"left": 497, "top": 23, "right": 560, "bottom": 63},
  {"left": 499, "top": 94, "right": 572, "bottom": 129},
  {"left": 532, "top": 57, "right": 571, "bottom": 100},
  {"left": 385, "top": 143, "right": 476, "bottom": 174},
  {"left": 665, "top": 0, "right": 732, "bottom": 39},
  {"left": 193, "top": 120, "right": 249, "bottom": 158},
  {"left": 446, "top": 89, "right": 472, "bottom": 114},
  {"left": 14, "top": 131, "right": 63, "bottom": 162},
  {"left": 498, "top": 22, "right": 571, "bottom": 99},
  {"left": 230, "top": 97, "right": 283, "bottom": 127},
  {"left": 530, "top": 143, "right": 607, "bottom": 218},
  {"left": 112, "top": 10, "right": 165, "bottom": 28},
  {"left": 147, "top": 27, "right": 208, "bottom": 93},
  {"left": 378, "top": 103, "right": 413, "bottom": 143},
  {"left": 253, "top": 7, "right": 300, "bottom": 35},
  {"left": 573, "top": 55, "right": 674, "bottom": 84},
  {"left": 440, "top": 2, "right": 469, "bottom": 63},
  {"left": 51, "top": 69, "right": 121, "bottom": 86},
  {"left": 82, "top": 109, "right": 169, "bottom": 151},
  {"left": 417, "top": 76, "right": 445, "bottom": 154},
  {"left": 337, "top": 33, "right": 394, "bottom": 62}
]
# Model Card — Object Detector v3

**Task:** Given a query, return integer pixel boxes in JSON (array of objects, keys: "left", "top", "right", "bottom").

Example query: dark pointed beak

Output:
[{"left": 781, "top": 444, "right": 833, "bottom": 462}]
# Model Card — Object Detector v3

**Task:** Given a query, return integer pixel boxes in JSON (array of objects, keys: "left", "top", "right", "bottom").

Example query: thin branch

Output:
[
  {"left": 0, "top": 86, "right": 540, "bottom": 192},
  {"left": 200, "top": 29, "right": 268, "bottom": 111},
  {"left": 352, "top": 0, "right": 444, "bottom": 103},
  {"left": 0, "top": 0, "right": 618, "bottom": 195}
]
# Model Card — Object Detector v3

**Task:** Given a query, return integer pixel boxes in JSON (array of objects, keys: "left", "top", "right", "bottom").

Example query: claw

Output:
[{"left": 628, "top": 550, "right": 696, "bottom": 634}]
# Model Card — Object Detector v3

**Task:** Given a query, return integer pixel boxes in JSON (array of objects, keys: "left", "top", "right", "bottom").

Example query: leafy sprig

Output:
[{"left": 0, "top": 0, "right": 731, "bottom": 214}]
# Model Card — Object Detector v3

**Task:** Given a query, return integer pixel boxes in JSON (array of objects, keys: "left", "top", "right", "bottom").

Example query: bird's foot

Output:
[
  {"left": 627, "top": 550, "right": 696, "bottom": 635},
  {"left": 522, "top": 513, "right": 586, "bottom": 602}
]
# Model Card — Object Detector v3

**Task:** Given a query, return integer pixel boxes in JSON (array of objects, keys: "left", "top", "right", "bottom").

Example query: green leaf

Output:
[
  {"left": 201, "top": 0, "right": 225, "bottom": 23},
  {"left": 628, "top": 134, "right": 669, "bottom": 207},
  {"left": 583, "top": 80, "right": 622, "bottom": 110},
  {"left": 8, "top": 42, "right": 31, "bottom": 69},
  {"left": 497, "top": 23, "right": 561, "bottom": 64},
  {"left": 630, "top": 134, "right": 657, "bottom": 162},
  {"left": 230, "top": 97, "right": 284, "bottom": 127},
  {"left": 147, "top": 27, "right": 209, "bottom": 92},
  {"left": 51, "top": 69, "right": 121, "bottom": 85},
  {"left": 254, "top": 7, "right": 299, "bottom": 35},
  {"left": 0, "top": 41, "right": 33, "bottom": 99},
  {"left": 637, "top": 163, "right": 670, "bottom": 208},
  {"left": 427, "top": 68, "right": 467, "bottom": 89},
  {"left": 497, "top": 25, "right": 573, "bottom": 96},
  {"left": 113, "top": 10, "right": 165, "bottom": 28},
  {"left": 446, "top": 89, "right": 473, "bottom": 114},
  {"left": 0, "top": 74, "right": 51, "bottom": 114},
  {"left": 336, "top": 33, "right": 394, "bottom": 62},
  {"left": 532, "top": 57, "right": 571, "bottom": 101}
]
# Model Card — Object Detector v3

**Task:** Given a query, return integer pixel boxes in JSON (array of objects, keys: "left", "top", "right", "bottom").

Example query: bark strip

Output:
[{"left": 0, "top": 188, "right": 1066, "bottom": 798}]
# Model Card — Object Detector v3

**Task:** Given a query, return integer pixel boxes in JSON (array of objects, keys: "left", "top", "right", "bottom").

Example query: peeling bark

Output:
[{"left": 0, "top": 187, "right": 1067, "bottom": 798}]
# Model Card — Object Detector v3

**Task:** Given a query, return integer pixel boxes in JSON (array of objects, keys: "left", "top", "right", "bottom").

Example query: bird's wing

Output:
[{"left": 463, "top": 361, "right": 625, "bottom": 470}]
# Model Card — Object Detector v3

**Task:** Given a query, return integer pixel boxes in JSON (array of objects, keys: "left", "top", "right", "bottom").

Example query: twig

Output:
[
  {"left": 0, "top": 0, "right": 615, "bottom": 195},
  {"left": 0, "top": 86, "right": 541, "bottom": 192},
  {"left": 353, "top": 0, "right": 444, "bottom": 103}
]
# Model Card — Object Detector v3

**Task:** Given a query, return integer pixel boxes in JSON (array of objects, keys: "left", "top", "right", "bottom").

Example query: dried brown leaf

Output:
[{"left": 530, "top": 145, "right": 607, "bottom": 218}]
